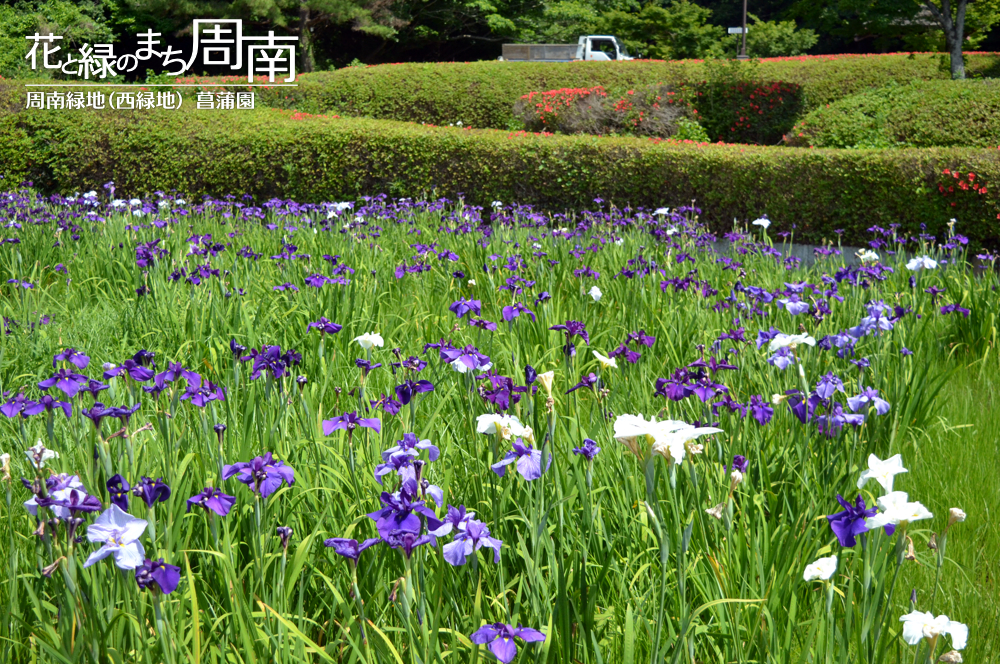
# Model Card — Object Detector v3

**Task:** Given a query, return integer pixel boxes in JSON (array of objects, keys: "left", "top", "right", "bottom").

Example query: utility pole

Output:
[{"left": 738, "top": 0, "right": 748, "bottom": 59}]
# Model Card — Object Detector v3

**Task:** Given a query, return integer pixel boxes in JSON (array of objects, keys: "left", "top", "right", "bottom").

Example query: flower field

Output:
[{"left": 0, "top": 188, "right": 997, "bottom": 663}]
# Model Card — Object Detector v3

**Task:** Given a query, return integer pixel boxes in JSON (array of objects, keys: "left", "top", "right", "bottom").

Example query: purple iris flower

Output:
[
  {"left": 324, "top": 537, "right": 380, "bottom": 561},
  {"left": 491, "top": 440, "right": 550, "bottom": 480},
  {"left": 109, "top": 403, "right": 141, "bottom": 426},
  {"left": 566, "top": 373, "right": 598, "bottom": 394},
  {"left": 654, "top": 377, "right": 690, "bottom": 401},
  {"left": 307, "top": 317, "right": 343, "bottom": 335},
  {"left": 82, "top": 402, "right": 113, "bottom": 429},
  {"left": 847, "top": 387, "right": 891, "bottom": 415},
  {"left": 756, "top": 327, "right": 781, "bottom": 349},
  {"left": 767, "top": 346, "right": 795, "bottom": 370},
  {"left": 1, "top": 393, "right": 30, "bottom": 418},
  {"left": 747, "top": 395, "right": 773, "bottom": 425},
  {"left": 468, "top": 318, "right": 498, "bottom": 331},
  {"left": 827, "top": 494, "right": 893, "bottom": 547},
  {"left": 22, "top": 394, "right": 72, "bottom": 419},
  {"left": 36, "top": 369, "right": 88, "bottom": 399},
  {"left": 81, "top": 379, "right": 110, "bottom": 399},
  {"left": 940, "top": 303, "right": 971, "bottom": 317},
  {"left": 181, "top": 378, "right": 226, "bottom": 407},
  {"left": 815, "top": 373, "right": 845, "bottom": 400},
  {"left": 356, "top": 359, "right": 382, "bottom": 376},
  {"left": 550, "top": 320, "right": 589, "bottom": 348},
  {"left": 779, "top": 297, "right": 811, "bottom": 316},
  {"left": 572, "top": 438, "right": 601, "bottom": 461},
  {"left": 133, "top": 477, "right": 171, "bottom": 507},
  {"left": 440, "top": 344, "right": 491, "bottom": 373},
  {"left": 395, "top": 379, "right": 434, "bottom": 405},
  {"left": 731, "top": 455, "right": 748, "bottom": 473},
  {"left": 104, "top": 360, "right": 155, "bottom": 382},
  {"left": 229, "top": 339, "right": 247, "bottom": 357},
  {"left": 370, "top": 394, "right": 403, "bottom": 416},
  {"left": 242, "top": 345, "right": 289, "bottom": 380},
  {"left": 107, "top": 474, "right": 130, "bottom": 511},
  {"left": 524, "top": 365, "right": 537, "bottom": 385},
  {"left": 690, "top": 378, "right": 727, "bottom": 402},
  {"left": 443, "top": 518, "right": 503, "bottom": 566},
  {"left": 135, "top": 558, "right": 181, "bottom": 595},
  {"left": 382, "top": 432, "right": 440, "bottom": 462},
  {"left": 469, "top": 623, "right": 545, "bottom": 663},
  {"left": 501, "top": 303, "right": 536, "bottom": 322},
  {"left": 366, "top": 490, "right": 439, "bottom": 538},
  {"left": 186, "top": 487, "right": 236, "bottom": 516},
  {"left": 374, "top": 451, "right": 414, "bottom": 485},
  {"left": 429, "top": 504, "right": 474, "bottom": 537},
  {"left": 154, "top": 362, "right": 200, "bottom": 388},
  {"left": 383, "top": 529, "right": 433, "bottom": 558},
  {"left": 36, "top": 488, "right": 102, "bottom": 517},
  {"left": 816, "top": 403, "right": 865, "bottom": 437},
  {"left": 626, "top": 330, "right": 657, "bottom": 347},
  {"left": 323, "top": 411, "right": 382, "bottom": 437},
  {"left": 132, "top": 349, "right": 156, "bottom": 367},
  {"left": 53, "top": 347, "right": 90, "bottom": 370},
  {"left": 449, "top": 298, "right": 482, "bottom": 319},
  {"left": 222, "top": 452, "right": 295, "bottom": 498},
  {"left": 707, "top": 356, "right": 738, "bottom": 373}
]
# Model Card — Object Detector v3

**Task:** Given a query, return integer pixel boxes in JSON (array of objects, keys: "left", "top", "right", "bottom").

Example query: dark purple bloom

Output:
[
  {"left": 654, "top": 377, "right": 690, "bottom": 402},
  {"left": 815, "top": 373, "right": 845, "bottom": 400},
  {"left": 222, "top": 452, "right": 295, "bottom": 498},
  {"left": 1, "top": 392, "right": 30, "bottom": 418},
  {"left": 186, "top": 487, "right": 236, "bottom": 516},
  {"left": 382, "top": 432, "right": 440, "bottom": 462},
  {"left": 22, "top": 394, "right": 72, "bottom": 419},
  {"left": 135, "top": 558, "right": 181, "bottom": 594},
  {"left": 395, "top": 379, "right": 434, "bottom": 405},
  {"left": 501, "top": 302, "right": 536, "bottom": 323},
  {"left": 109, "top": 403, "right": 141, "bottom": 425},
  {"left": 550, "top": 320, "right": 589, "bottom": 345},
  {"left": 826, "top": 494, "right": 892, "bottom": 547},
  {"left": 449, "top": 298, "right": 482, "bottom": 319},
  {"left": 81, "top": 379, "right": 110, "bottom": 399},
  {"left": 324, "top": 537, "right": 380, "bottom": 561},
  {"left": 491, "top": 440, "right": 550, "bottom": 480},
  {"left": 371, "top": 394, "right": 403, "bottom": 416},
  {"left": 132, "top": 477, "right": 171, "bottom": 507},
  {"left": 747, "top": 395, "right": 773, "bottom": 425},
  {"left": 53, "top": 347, "right": 90, "bottom": 370},
  {"left": 81, "top": 402, "right": 113, "bottom": 429},
  {"left": 428, "top": 504, "right": 473, "bottom": 537},
  {"left": 468, "top": 317, "right": 498, "bottom": 331},
  {"left": 940, "top": 303, "right": 971, "bottom": 317},
  {"left": 107, "top": 474, "right": 130, "bottom": 511},
  {"left": 276, "top": 526, "right": 294, "bottom": 550},
  {"left": 572, "top": 438, "right": 601, "bottom": 461},
  {"left": 443, "top": 518, "right": 503, "bottom": 566},
  {"left": 180, "top": 378, "right": 226, "bottom": 407},
  {"left": 323, "top": 411, "right": 382, "bottom": 436},
  {"left": 366, "top": 490, "right": 439, "bottom": 538},
  {"left": 469, "top": 623, "right": 545, "bottom": 663},
  {"left": 132, "top": 349, "right": 156, "bottom": 368},
  {"left": 229, "top": 339, "right": 247, "bottom": 356},
  {"left": 566, "top": 373, "right": 598, "bottom": 394},
  {"left": 307, "top": 317, "right": 343, "bottom": 335},
  {"left": 383, "top": 529, "right": 433, "bottom": 558},
  {"left": 731, "top": 455, "right": 748, "bottom": 474},
  {"left": 847, "top": 387, "right": 891, "bottom": 415},
  {"left": 104, "top": 360, "right": 155, "bottom": 382}
]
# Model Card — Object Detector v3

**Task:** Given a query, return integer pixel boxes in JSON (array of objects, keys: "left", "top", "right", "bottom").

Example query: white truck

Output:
[{"left": 500, "top": 35, "right": 634, "bottom": 62}]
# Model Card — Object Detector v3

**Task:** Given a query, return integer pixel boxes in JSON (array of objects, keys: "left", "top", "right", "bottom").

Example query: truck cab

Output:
[{"left": 579, "top": 35, "right": 632, "bottom": 61}]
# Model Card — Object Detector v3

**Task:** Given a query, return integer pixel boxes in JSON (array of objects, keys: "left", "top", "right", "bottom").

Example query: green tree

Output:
[
  {"left": 716, "top": 13, "right": 817, "bottom": 57},
  {"left": 596, "top": 0, "right": 722, "bottom": 59}
]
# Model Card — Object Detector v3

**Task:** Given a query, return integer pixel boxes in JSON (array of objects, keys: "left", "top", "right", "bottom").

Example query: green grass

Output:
[
  {"left": 0, "top": 191, "right": 996, "bottom": 664},
  {"left": 901, "top": 358, "right": 1000, "bottom": 661}
]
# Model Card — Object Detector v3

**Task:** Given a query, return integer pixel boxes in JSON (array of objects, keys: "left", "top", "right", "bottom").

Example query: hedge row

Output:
[
  {"left": 181, "top": 52, "right": 1000, "bottom": 130},
  {"left": 2, "top": 105, "right": 999, "bottom": 247},
  {"left": 789, "top": 79, "right": 1000, "bottom": 149}
]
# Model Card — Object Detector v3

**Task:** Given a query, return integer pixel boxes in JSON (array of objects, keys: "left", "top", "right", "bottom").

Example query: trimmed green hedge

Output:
[
  {"left": 191, "top": 52, "right": 1000, "bottom": 130},
  {"left": 2, "top": 104, "right": 999, "bottom": 247},
  {"left": 788, "top": 79, "right": 1000, "bottom": 148}
]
